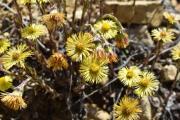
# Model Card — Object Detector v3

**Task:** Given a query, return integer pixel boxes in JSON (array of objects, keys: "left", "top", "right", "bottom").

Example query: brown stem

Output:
[
  {"left": 27, "top": 4, "right": 33, "bottom": 23},
  {"left": 36, "top": 0, "right": 45, "bottom": 14},
  {"left": 152, "top": 41, "right": 162, "bottom": 69},
  {"left": 14, "top": 0, "right": 23, "bottom": 28},
  {"left": 72, "top": 0, "right": 78, "bottom": 23}
]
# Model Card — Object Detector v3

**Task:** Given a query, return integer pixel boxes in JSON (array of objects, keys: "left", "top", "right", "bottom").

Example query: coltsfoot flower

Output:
[
  {"left": 79, "top": 55, "right": 109, "bottom": 84},
  {"left": 94, "top": 20, "right": 118, "bottom": 39},
  {"left": 18, "top": 0, "right": 36, "bottom": 4},
  {"left": 118, "top": 66, "right": 141, "bottom": 87},
  {"left": 1, "top": 90, "right": 27, "bottom": 110},
  {"left": 21, "top": 24, "right": 48, "bottom": 40},
  {"left": 1, "top": 44, "right": 32, "bottom": 70},
  {"left": 0, "top": 76, "right": 13, "bottom": 91},
  {"left": 42, "top": 12, "right": 65, "bottom": 31},
  {"left": 151, "top": 28, "right": 175, "bottom": 43},
  {"left": 114, "top": 96, "right": 142, "bottom": 120},
  {"left": 47, "top": 52, "right": 68, "bottom": 71},
  {"left": 66, "top": 32, "right": 95, "bottom": 62},
  {"left": 0, "top": 39, "right": 10, "bottom": 54},
  {"left": 18, "top": 0, "right": 49, "bottom": 4},
  {"left": 108, "top": 51, "right": 118, "bottom": 63},
  {"left": 171, "top": 43, "right": 180, "bottom": 61},
  {"left": 163, "top": 12, "right": 176, "bottom": 24},
  {"left": 134, "top": 71, "right": 159, "bottom": 97}
]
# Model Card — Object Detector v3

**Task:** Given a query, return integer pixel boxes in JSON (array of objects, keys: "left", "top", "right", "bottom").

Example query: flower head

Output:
[
  {"left": 79, "top": 55, "right": 109, "bottom": 84},
  {"left": 115, "top": 33, "right": 129, "bottom": 48},
  {"left": 1, "top": 90, "right": 27, "bottom": 110},
  {"left": 42, "top": 12, "right": 65, "bottom": 31},
  {"left": 118, "top": 66, "right": 141, "bottom": 87},
  {"left": 151, "top": 28, "right": 175, "bottom": 43},
  {"left": 163, "top": 12, "right": 176, "bottom": 24},
  {"left": 134, "top": 71, "right": 159, "bottom": 97},
  {"left": 114, "top": 96, "right": 142, "bottom": 120},
  {"left": 0, "top": 76, "right": 13, "bottom": 91},
  {"left": 47, "top": 52, "right": 68, "bottom": 71},
  {"left": 94, "top": 20, "right": 118, "bottom": 39},
  {"left": 18, "top": 0, "right": 36, "bottom": 4},
  {"left": 18, "top": 0, "right": 48, "bottom": 4},
  {"left": 21, "top": 24, "right": 48, "bottom": 40},
  {"left": 108, "top": 51, "right": 118, "bottom": 63},
  {"left": 66, "top": 32, "right": 95, "bottom": 62},
  {"left": 1, "top": 44, "right": 32, "bottom": 70},
  {"left": 0, "top": 39, "right": 10, "bottom": 54},
  {"left": 171, "top": 43, "right": 180, "bottom": 61}
]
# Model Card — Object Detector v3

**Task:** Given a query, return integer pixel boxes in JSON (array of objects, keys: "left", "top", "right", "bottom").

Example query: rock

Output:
[
  {"left": 102, "top": 0, "right": 164, "bottom": 27},
  {"left": 140, "top": 97, "right": 152, "bottom": 120},
  {"left": 85, "top": 103, "right": 111, "bottom": 120},
  {"left": 154, "top": 62, "right": 163, "bottom": 71},
  {"left": 163, "top": 65, "right": 178, "bottom": 81}
]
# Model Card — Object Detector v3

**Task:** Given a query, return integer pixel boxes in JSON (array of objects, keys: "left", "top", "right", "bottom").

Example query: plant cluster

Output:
[{"left": 0, "top": 0, "right": 179, "bottom": 119}]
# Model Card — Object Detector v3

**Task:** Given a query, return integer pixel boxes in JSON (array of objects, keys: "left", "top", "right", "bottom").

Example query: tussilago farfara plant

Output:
[
  {"left": 171, "top": 42, "right": 180, "bottom": 61},
  {"left": 151, "top": 28, "right": 175, "bottom": 43},
  {"left": 163, "top": 12, "right": 176, "bottom": 25},
  {"left": 114, "top": 96, "right": 142, "bottom": 120},
  {"left": 1, "top": 44, "right": 32, "bottom": 70},
  {"left": 0, "top": 39, "right": 11, "bottom": 54},
  {"left": 0, "top": 0, "right": 175, "bottom": 119}
]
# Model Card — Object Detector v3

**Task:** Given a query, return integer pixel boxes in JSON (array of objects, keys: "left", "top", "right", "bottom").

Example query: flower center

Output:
[
  {"left": 101, "top": 22, "right": 111, "bottom": 32},
  {"left": 122, "top": 107, "right": 132, "bottom": 117},
  {"left": 126, "top": 70, "right": 134, "bottom": 79},
  {"left": 160, "top": 31, "right": 167, "bottom": 39},
  {"left": 139, "top": 79, "right": 149, "bottom": 88},
  {"left": 28, "top": 28, "right": 36, "bottom": 35},
  {"left": 90, "top": 63, "right": 100, "bottom": 73},
  {"left": 12, "top": 52, "right": 20, "bottom": 61},
  {"left": 76, "top": 43, "right": 84, "bottom": 52}
]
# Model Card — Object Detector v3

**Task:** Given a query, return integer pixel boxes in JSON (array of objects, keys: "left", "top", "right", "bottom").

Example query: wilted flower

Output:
[
  {"left": 115, "top": 33, "right": 129, "bottom": 48},
  {"left": 0, "top": 76, "right": 13, "bottom": 91},
  {"left": 42, "top": 12, "right": 65, "bottom": 31},
  {"left": 108, "top": 51, "right": 118, "bottom": 63},
  {"left": 163, "top": 12, "right": 176, "bottom": 24},
  {"left": 47, "top": 52, "right": 68, "bottom": 71},
  {"left": 79, "top": 55, "right": 109, "bottom": 84},
  {"left": 151, "top": 28, "right": 175, "bottom": 43},
  {"left": 114, "top": 96, "right": 142, "bottom": 120},
  {"left": 171, "top": 43, "right": 180, "bottom": 61},
  {"left": 1, "top": 90, "right": 27, "bottom": 110},
  {"left": 118, "top": 66, "right": 141, "bottom": 87},
  {"left": 1, "top": 44, "right": 32, "bottom": 70},
  {"left": 21, "top": 24, "right": 48, "bottom": 40},
  {"left": 66, "top": 32, "right": 95, "bottom": 62},
  {"left": 0, "top": 39, "right": 10, "bottom": 54},
  {"left": 134, "top": 71, "right": 159, "bottom": 97},
  {"left": 94, "top": 20, "right": 118, "bottom": 39}
]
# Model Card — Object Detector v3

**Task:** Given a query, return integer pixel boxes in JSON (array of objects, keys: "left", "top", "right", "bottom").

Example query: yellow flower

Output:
[
  {"left": 163, "top": 12, "right": 176, "bottom": 24},
  {"left": 114, "top": 96, "right": 142, "bottom": 120},
  {"left": 134, "top": 71, "right": 159, "bottom": 97},
  {"left": 94, "top": 20, "right": 118, "bottom": 39},
  {"left": 66, "top": 32, "right": 95, "bottom": 62},
  {"left": 21, "top": 24, "right": 48, "bottom": 40},
  {"left": 18, "top": 0, "right": 48, "bottom": 4},
  {"left": 0, "top": 39, "right": 10, "bottom": 54},
  {"left": 118, "top": 66, "right": 141, "bottom": 87},
  {"left": 1, "top": 44, "right": 32, "bottom": 70},
  {"left": 18, "top": 0, "right": 36, "bottom": 4},
  {"left": 79, "top": 55, "right": 109, "bottom": 84},
  {"left": 1, "top": 90, "right": 27, "bottom": 110},
  {"left": 0, "top": 76, "right": 13, "bottom": 91},
  {"left": 47, "top": 52, "right": 68, "bottom": 71},
  {"left": 171, "top": 43, "right": 180, "bottom": 61},
  {"left": 151, "top": 28, "right": 175, "bottom": 43},
  {"left": 42, "top": 12, "right": 65, "bottom": 31}
]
